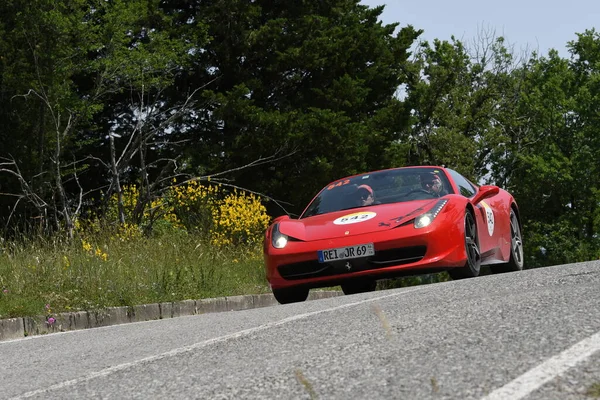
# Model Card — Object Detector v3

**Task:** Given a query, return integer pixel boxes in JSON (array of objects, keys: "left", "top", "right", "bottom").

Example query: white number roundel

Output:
[
  {"left": 481, "top": 201, "right": 495, "bottom": 236},
  {"left": 333, "top": 212, "right": 377, "bottom": 225}
]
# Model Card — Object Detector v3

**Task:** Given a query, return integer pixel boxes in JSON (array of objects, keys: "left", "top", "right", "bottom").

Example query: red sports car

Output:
[{"left": 263, "top": 166, "right": 524, "bottom": 304}]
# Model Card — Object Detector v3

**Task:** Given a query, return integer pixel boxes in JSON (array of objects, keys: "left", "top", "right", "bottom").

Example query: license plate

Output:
[{"left": 318, "top": 243, "right": 375, "bottom": 263}]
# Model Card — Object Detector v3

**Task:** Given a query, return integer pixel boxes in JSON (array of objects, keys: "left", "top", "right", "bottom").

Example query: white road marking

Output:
[
  {"left": 482, "top": 330, "right": 600, "bottom": 400},
  {"left": 12, "top": 287, "right": 426, "bottom": 399}
]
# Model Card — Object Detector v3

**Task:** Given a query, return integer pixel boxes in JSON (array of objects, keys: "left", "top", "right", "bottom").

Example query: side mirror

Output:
[{"left": 471, "top": 185, "right": 500, "bottom": 205}]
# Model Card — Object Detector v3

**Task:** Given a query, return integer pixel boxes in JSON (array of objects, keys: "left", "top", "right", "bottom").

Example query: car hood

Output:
[{"left": 279, "top": 199, "right": 438, "bottom": 241}]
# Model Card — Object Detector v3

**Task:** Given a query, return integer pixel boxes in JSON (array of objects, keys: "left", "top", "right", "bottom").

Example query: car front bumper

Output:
[{"left": 264, "top": 221, "right": 467, "bottom": 290}]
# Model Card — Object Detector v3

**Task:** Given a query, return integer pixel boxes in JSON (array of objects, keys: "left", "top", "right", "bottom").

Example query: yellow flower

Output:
[
  {"left": 209, "top": 189, "right": 270, "bottom": 247},
  {"left": 82, "top": 240, "right": 92, "bottom": 252}
]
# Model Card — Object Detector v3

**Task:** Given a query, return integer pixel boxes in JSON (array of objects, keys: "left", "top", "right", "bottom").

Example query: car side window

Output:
[{"left": 447, "top": 169, "right": 476, "bottom": 197}]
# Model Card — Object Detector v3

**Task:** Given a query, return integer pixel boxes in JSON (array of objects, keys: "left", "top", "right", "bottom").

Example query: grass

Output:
[
  {"left": 0, "top": 231, "right": 270, "bottom": 319},
  {"left": 0, "top": 226, "right": 451, "bottom": 320},
  {"left": 587, "top": 382, "right": 600, "bottom": 398}
]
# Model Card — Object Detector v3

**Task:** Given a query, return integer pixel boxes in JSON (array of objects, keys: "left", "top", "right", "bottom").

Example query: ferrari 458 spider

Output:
[{"left": 263, "top": 166, "right": 524, "bottom": 304}]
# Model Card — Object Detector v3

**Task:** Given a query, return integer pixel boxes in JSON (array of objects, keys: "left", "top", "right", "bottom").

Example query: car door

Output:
[{"left": 446, "top": 169, "right": 501, "bottom": 256}]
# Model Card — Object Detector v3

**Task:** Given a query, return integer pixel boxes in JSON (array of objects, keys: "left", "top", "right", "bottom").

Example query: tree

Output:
[
  {"left": 397, "top": 28, "right": 529, "bottom": 182},
  {"left": 492, "top": 30, "right": 600, "bottom": 266},
  {"left": 160, "top": 0, "right": 421, "bottom": 213},
  {"left": 0, "top": 0, "right": 205, "bottom": 235}
]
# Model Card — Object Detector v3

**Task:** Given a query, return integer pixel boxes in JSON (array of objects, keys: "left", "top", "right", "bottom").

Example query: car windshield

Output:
[{"left": 300, "top": 167, "right": 453, "bottom": 218}]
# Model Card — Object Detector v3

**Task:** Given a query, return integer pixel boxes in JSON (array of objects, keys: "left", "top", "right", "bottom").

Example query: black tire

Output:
[
  {"left": 491, "top": 209, "right": 524, "bottom": 274},
  {"left": 448, "top": 209, "right": 481, "bottom": 280},
  {"left": 341, "top": 280, "right": 377, "bottom": 295},
  {"left": 272, "top": 287, "right": 309, "bottom": 304}
]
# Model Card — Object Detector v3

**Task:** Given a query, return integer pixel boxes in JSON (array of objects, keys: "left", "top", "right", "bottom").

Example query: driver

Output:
[
  {"left": 420, "top": 172, "right": 446, "bottom": 197},
  {"left": 355, "top": 184, "right": 375, "bottom": 206}
]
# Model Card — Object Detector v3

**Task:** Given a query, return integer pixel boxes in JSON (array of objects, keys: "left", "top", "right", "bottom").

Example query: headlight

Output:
[
  {"left": 414, "top": 200, "right": 448, "bottom": 229},
  {"left": 414, "top": 214, "right": 432, "bottom": 228},
  {"left": 273, "top": 234, "right": 288, "bottom": 249},
  {"left": 271, "top": 223, "right": 289, "bottom": 249}
]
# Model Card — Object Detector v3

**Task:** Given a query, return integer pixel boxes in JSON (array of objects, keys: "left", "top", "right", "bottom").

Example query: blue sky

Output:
[{"left": 360, "top": 0, "right": 600, "bottom": 58}]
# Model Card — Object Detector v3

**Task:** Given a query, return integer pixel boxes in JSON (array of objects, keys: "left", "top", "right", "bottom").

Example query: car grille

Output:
[{"left": 278, "top": 246, "right": 427, "bottom": 280}]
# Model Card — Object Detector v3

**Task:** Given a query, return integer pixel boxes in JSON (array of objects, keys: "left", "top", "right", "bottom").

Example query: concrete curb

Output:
[
  {"left": 0, "top": 290, "right": 342, "bottom": 342},
  {"left": 0, "top": 318, "right": 24, "bottom": 341}
]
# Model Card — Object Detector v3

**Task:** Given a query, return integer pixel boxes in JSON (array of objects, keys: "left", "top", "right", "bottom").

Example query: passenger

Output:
[{"left": 356, "top": 184, "right": 375, "bottom": 206}]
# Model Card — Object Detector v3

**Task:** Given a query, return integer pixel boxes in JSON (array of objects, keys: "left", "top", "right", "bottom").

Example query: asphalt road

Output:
[{"left": 1, "top": 261, "right": 599, "bottom": 400}]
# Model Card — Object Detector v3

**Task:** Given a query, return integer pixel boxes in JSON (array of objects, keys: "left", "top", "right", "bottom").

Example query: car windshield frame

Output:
[{"left": 300, "top": 167, "right": 454, "bottom": 219}]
